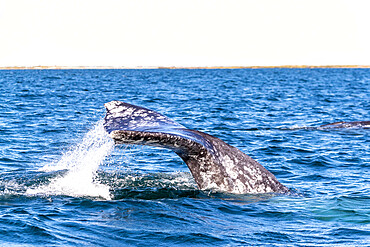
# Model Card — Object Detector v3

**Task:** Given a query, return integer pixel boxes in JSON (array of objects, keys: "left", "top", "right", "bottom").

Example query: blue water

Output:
[{"left": 0, "top": 69, "right": 369, "bottom": 246}]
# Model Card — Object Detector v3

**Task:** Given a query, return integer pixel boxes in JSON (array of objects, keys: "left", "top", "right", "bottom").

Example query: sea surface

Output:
[{"left": 0, "top": 69, "right": 369, "bottom": 246}]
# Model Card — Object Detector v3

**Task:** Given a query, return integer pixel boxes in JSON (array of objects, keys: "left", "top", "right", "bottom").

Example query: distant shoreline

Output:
[{"left": 1, "top": 65, "right": 370, "bottom": 70}]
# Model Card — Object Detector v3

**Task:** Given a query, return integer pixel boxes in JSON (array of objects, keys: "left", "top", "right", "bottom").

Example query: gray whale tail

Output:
[{"left": 104, "top": 101, "right": 289, "bottom": 194}]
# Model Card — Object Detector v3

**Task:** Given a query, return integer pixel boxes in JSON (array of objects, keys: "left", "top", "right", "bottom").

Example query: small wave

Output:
[
  {"left": 1, "top": 170, "right": 200, "bottom": 201},
  {"left": 278, "top": 125, "right": 315, "bottom": 131},
  {"left": 102, "top": 172, "right": 200, "bottom": 200}
]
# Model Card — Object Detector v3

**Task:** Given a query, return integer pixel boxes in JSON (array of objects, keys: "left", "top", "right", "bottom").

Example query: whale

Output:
[
  {"left": 319, "top": 121, "right": 370, "bottom": 129},
  {"left": 103, "top": 101, "right": 289, "bottom": 194}
]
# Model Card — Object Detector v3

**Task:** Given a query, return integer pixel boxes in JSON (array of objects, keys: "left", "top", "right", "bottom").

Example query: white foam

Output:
[{"left": 26, "top": 120, "right": 114, "bottom": 200}]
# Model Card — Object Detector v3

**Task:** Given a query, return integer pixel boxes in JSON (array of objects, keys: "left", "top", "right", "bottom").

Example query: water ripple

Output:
[{"left": 0, "top": 69, "right": 369, "bottom": 246}]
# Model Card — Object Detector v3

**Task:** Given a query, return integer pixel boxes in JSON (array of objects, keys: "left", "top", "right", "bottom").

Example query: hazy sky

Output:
[{"left": 1, "top": 0, "right": 369, "bottom": 67}]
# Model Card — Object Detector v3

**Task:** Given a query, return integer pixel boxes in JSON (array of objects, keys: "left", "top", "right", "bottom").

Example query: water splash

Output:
[{"left": 26, "top": 120, "right": 114, "bottom": 200}]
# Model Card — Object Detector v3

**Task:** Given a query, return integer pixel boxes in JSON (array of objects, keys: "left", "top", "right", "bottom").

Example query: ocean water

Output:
[{"left": 0, "top": 68, "right": 369, "bottom": 246}]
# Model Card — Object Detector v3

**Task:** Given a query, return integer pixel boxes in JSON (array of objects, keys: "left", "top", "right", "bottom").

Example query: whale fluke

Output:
[{"left": 104, "top": 101, "right": 289, "bottom": 194}]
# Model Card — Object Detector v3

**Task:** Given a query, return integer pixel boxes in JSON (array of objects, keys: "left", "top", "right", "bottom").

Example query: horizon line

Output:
[{"left": 1, "top": 65, "right": 370, "bottom": 70}]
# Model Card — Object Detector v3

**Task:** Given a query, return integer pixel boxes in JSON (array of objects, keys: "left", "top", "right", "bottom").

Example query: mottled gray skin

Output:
[
  {"left": 319, "top": 121, "right": 370, "bottom": 129},
  {"left": 104, "top": 101, "right": 289, "bottom": 194}
]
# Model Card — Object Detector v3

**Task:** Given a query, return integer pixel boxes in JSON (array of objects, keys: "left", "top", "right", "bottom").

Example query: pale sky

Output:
[{"left": 1, "top": 0, "right": 369, "bottom": 67}]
